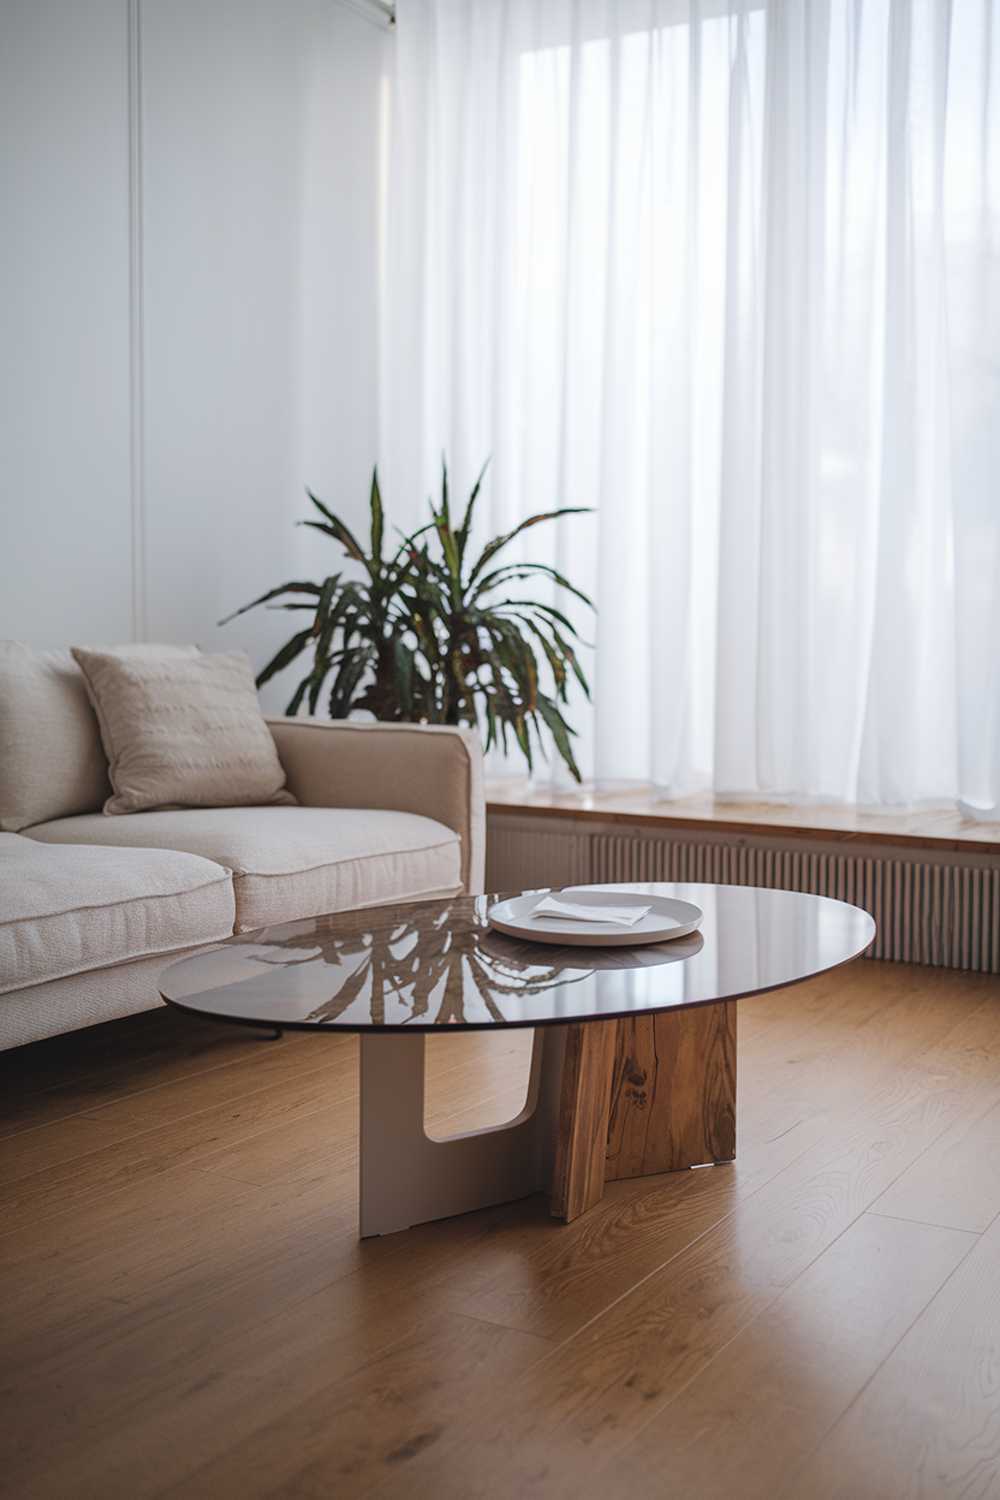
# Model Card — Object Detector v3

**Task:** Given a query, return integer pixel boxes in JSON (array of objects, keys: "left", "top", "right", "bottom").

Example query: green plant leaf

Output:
[
  {"left": 303, "top": 493, "right": 370, "bottom": 570},
  {"left": 513, "top": 712, "right": 532, "bottom": 767},
  {"left": 494, "top": 599, "right": 588, "bottom": 640},
  {"left": 328, "top": 648, "right": 372, "bottom": 718},
  {"left": 546, "top": 623, "right": 591, "bottom": 699},
  {"left": 312, "top": 573, "right": 342, "bottom": 634},
  {"left": 432, "top": 459, "right": 463, "bottom": 599},
  {"left": 255, "top": 628, "right": 315, "bottom": 688},
  {"left": 388, "top": 520, "right": 436, "bottom": 564},
  {"left": 440, "top": 457, "right": 450, "bottom": 531},
  {"left": 393, "top": 638, "right": 414, "bottom": 716},
  {"left": 307, "top": 648, "right": 332, "bottom": 714},
  {"left": 456, "top": 456, "right": 491, "bottom": 567},
  {"left": 285, "top": 675, "right": 312, "bottom": 716},
  {"left": 536, "top": 693, "right": 582, "bottom": 781},
  {"left": 471, "top": 562, "right": 595, "bottom": 611},
  {"left": 467, "top": 508, "right": 592, "bottom": 589},
  {"left": 369, "top": 469, "right": 384, "bottom": 563},
  {"left": 517, "top": 616, "right": 568, "bottom": 699},
  {"left": 218, "top": 581, "right": 321, "bottom": 627}
]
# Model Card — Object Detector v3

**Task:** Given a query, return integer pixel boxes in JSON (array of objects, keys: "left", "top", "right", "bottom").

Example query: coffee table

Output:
[{"left": 160, "top": 883, "right": 874, "bottom": 1236}]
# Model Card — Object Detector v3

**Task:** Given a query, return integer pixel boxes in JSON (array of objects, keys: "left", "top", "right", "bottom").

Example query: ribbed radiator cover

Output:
[{"left": 486, "top": 818, "right": 1000, "bottom": 974}]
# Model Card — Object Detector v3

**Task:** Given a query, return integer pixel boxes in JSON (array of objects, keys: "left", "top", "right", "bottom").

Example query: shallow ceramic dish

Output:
[{"left": 488, "top": 887, "right": 704, "bottom": 948}]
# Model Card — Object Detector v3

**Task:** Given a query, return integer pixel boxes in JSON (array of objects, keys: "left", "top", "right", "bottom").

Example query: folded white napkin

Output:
[{"left": 531, "top": 895, "right": 652, "bottom": 928}]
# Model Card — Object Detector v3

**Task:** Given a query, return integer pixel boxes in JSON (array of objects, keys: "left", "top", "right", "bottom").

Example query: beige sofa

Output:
[{"left": 0, "top": 714, "right": 485, "bottom": 1052}]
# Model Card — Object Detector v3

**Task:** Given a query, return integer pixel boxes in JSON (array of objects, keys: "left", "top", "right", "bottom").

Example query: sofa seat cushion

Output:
[
  {"left": 0, "top": 833, "right": 235, "bottom": 994},
  {"left": 26, "top": 806, "right": 463, "bottom": 933}
]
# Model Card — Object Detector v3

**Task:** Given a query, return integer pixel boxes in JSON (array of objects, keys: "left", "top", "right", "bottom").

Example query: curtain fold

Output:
[{"left": 381, "top": 0, "right": 1000, "bottom": 813}]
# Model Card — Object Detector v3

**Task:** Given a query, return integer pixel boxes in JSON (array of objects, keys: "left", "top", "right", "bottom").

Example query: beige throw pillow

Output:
[
  {"left": 0, "top": 641, "right": 199, "bottom": 832},
  {"left": 71, "top": 648, "right": 295, "bottom": 815}
]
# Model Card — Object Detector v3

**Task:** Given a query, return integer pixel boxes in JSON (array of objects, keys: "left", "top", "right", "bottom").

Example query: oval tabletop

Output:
[{"left": 159, "top": 883, "right": 876, "bottom": 1033}]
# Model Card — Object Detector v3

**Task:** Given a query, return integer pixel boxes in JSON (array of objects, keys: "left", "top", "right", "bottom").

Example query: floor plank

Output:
[
  {"left": 601, "top": 1212, "right": 976, "bottom": 1500},
  {"left": 779, "top": 1208, "right": 1000, "bottom": 1499},
  {"left": 872, "top": 1089, "right": 1000, "bottom": 1234}
]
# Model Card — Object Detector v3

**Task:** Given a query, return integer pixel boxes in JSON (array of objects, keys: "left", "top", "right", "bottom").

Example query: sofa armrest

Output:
[{"left": 266, "top": 717, "right": 485, "bottom": 895}]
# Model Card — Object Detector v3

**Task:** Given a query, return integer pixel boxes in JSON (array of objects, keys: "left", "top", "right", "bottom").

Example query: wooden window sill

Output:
[{"left": 485, "top": 780, "right": 1000, "bottom": 858}]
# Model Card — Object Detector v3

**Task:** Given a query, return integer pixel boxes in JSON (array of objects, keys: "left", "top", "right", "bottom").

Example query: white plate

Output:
[{"left": 488, "top": 887, "right": 703, "bottom": 948}]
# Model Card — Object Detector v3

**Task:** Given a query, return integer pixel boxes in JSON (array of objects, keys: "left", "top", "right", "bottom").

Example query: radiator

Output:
[{"left": 486, "top": 816, "right": 1000, "bottom": 974}]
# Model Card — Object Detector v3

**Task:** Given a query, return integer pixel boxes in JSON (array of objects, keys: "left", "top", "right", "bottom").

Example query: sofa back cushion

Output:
[
  {"left": 0, "top": 642, "right": 199, "bottom": 832},
  {"left": 71, "top": 647, "right": 295, "bottom": 815},
  {"left": 0, "top": 644, "right": 108, "bottom": 832}
]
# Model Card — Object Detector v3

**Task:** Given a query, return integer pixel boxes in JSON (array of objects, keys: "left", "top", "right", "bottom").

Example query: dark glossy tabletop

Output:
[{"left": 159, "top": 883, "right": 876, "bottom": 1033}]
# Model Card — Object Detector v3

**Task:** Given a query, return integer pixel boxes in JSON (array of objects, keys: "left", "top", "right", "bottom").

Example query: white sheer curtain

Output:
[{"left": 380, "top": 0, "right": 1000, "bottom": 813}]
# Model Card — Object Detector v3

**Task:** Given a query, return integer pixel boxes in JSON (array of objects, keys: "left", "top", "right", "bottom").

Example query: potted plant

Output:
[{"left": 221, "top": 463, "right": 593, "bottom": 780}]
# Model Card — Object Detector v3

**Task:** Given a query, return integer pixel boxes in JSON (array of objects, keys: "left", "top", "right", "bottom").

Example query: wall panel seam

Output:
[{"left": 127, "top": 0, "right": 147, "bottom": 641}]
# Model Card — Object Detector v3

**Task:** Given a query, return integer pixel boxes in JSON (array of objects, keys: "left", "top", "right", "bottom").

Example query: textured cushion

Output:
[
  {"left": 71, "top": 648, "right": 295, "bottom": 815},
  {"left": 0, "top": 832, "right": 235, "bottom": 994},
  {"left": 0, "top": 642, "right": 198, "bottom": 833},
  {"left": 27, "top": 806, "right": 462, "bottom": 932}
]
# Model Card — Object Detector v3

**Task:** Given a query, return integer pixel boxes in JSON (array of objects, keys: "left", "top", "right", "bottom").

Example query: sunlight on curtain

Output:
[{"left": 381, "top": 0, "right": 1000, "bottom": 813}]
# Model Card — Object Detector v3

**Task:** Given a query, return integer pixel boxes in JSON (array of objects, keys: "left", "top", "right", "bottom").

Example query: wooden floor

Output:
[{"left": 3, "top": 960, "right": 1000, "bottom": 1498}]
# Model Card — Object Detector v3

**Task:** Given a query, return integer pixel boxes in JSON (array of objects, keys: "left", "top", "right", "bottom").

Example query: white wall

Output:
[
  {"left": 0, "top": 0, "right": 387, "bottom": 709},
  {"left": 1, "top": 0, "right": 134, "bottom": 645}
]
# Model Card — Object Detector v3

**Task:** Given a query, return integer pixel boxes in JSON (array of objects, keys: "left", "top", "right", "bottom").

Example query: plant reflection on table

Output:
[
  {"left": 230, "top": 901, "right": 583, "bottom": 1026},
  {"left": 229, "top": 899, "right": 701, "bottom": 1028}
]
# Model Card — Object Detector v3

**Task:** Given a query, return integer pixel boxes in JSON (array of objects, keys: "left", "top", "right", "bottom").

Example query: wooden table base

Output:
[
  {"left": 553, "top": 1004, "right": 737, "bottom": 1222},
  {"left": 358, "top": 1004, "right": 736, "bottom": 1236}
]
